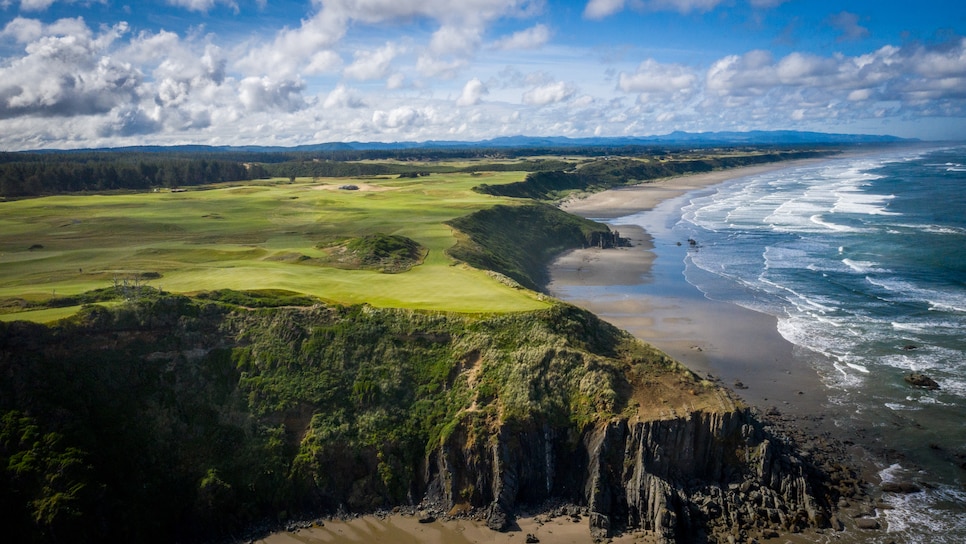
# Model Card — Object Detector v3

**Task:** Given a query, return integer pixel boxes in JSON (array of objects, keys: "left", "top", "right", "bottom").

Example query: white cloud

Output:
[
  {"left": 416, "top": 55, "right": 467, "bottom": 78},
  {"left": 522, "top": 81, "right": 575, "bottom": 105},
  {"left": 827, "top": 11, "right": 869, "bottom": 42},
  {"left": 0, "top": 19, "right": 141, "bottom": 119},
  {"left": 1, "top": 17, "right": 44, "bottom": 42},
  {"left": 584, "top": 0, "right": 625, "bottom": 20},
  {"left": 429, "top": 24, "right": 483, "bottom": 56},
  {"left": 618, "top": 59, "right": 697, "bottom": 94},
  {"left": 323, "top": 84, "right": 364, "bottom": 109},
  {"left": 387, "top": 73, "right": 406, "bottom": 89},
  {"left": 19, "top": 0, "right": 57, "bottom": 11},
  {"left": 706, "top": 50, "right": 777, "bottom": 96},
  {"left": 165, "top": 0, "right": 238, "bottom": 13},
  {"left": 240, "top": 0, "right": 540, "bottom": 79},
  {"left": 584, "top": 0, "right": 726, "bottom": 18},
  {"left": 305, "top": 50, "right": 343, "bottom": 75},
  {"left": 492, "top": 24, "right": 550, "bottom": 50},
  {"left": 238, "top": 77, "right": 308, "bottom": 113},
  {"left": 344, "top": 42, "right": 401, "bottom": 81},
  {"left": 372, "top": 106, "right": 424, "bottom": 130},
  {"left": 236, "top": 8, "right": 348, "bottom": 78},
  {"left": 457, "top": 78, "right": 488, "bottom": 106},
  {"left": 640, "top": 0, "right": 723, "bottom": 13}
]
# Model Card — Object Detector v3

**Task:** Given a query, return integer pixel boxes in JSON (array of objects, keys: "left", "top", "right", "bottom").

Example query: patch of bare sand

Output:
[
  {"left": 547, "top": 224, "right": 654, "bottom": 288},
  {"left": 311, "top": 183, "right": 397, "bottom": 192},
  {"left": 256, "top": 513, "right": 656, "bottom": 544}
]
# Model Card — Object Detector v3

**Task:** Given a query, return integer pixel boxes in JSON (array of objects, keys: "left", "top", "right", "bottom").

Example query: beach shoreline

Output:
[{"left": 547, "top": 160, "right": 831, "bottom": 415}]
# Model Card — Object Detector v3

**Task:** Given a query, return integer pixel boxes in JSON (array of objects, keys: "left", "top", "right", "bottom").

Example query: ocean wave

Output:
[
  {"left": 808, "top": 213, "right": 861, "bottom": 232},
  {"left": 879, "top": 465, "right": 966, "bottom": 541},
  {"left": 866, "top": 277, "right": 966, "bottom": 313},
  {"left": 885, "top": 402, "right": 921, "bottom": 411},
  {"left": 842, "top": 258, "right": 887, "bottom": 274},
  {"left": 831, "top": 189, "right": 900, "bottom": 216},
  {"left": 884, "top": 222, "right": 966, "bottom": 236}
]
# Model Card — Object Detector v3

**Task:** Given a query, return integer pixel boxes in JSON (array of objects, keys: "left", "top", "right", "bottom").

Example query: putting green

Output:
[{"left": 0, "top": 173, "right": 550, "bottom": 318}]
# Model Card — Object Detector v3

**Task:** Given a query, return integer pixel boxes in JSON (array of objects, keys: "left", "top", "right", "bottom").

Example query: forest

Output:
[{"left": 0, "top": 145, "right": 829, "bottom": 198}]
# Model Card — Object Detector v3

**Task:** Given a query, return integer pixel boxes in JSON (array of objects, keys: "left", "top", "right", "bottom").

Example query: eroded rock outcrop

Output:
[{"left": 423, "top": 408, "right": 839, "bottom": 543}]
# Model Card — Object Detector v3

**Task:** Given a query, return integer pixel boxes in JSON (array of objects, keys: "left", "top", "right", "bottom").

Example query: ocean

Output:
[{"left": 611, "top": 146, "right": 966, "bottom": 542}]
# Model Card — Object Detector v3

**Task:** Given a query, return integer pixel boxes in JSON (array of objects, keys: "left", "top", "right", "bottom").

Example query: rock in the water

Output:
[
  {"left": 525, "top": 534, "right": 540, "bottom": 543},
  {"left": 855, "top": 518, "right": 880, "bottom": 530},
  {"left": 904, "top": 373, "right": 939, "bottom": 390},
  {"left": 417, "top": 514, "right": 436, "bottom": 524},
  {"left": 881, "top": 481, "right": 922, "bottom": 494}
]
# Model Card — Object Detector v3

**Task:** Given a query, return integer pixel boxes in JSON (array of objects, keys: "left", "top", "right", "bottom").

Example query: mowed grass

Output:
[{"left": 0, "top": 172, "right": 549, "bottom": 317}]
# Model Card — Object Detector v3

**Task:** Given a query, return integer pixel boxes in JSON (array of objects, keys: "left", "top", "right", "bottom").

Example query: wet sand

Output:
[
  {"left": 258, "top": 513, "right": 649, "bottom": 544},
  {"left": 548, "top": 162, "right": 829, "bottom": 414}
]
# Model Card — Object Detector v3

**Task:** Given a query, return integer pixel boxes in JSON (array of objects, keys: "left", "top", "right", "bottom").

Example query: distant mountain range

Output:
[{"left": 34, "top": 130, "right": 916, "bottom": 154}]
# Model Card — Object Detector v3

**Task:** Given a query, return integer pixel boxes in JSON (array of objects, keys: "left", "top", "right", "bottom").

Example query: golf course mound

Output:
[{"left": 319, "top": 233, "right": 428, "bottom": 273}]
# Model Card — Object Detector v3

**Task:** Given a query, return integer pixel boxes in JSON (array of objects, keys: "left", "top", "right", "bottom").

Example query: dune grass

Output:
[{"left": 0, "top": 172, "right": 550, "bottom": 317}]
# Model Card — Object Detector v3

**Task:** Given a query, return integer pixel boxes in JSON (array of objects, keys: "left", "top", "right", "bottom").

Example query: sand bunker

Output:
[{"left": 312, "top": 183, "right": 397, "bottom": 192}]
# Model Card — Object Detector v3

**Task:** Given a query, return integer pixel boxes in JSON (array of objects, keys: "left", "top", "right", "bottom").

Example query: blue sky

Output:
[{"left": 0, "top": 0, "right": 964, "bottom": 150}]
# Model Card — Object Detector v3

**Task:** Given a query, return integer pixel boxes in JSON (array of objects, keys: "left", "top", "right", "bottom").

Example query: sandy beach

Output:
[
  {"left": 547, "top": 161, "right": 830, "bottom": 415},
  {"left": 258, "top": 512, "right": 653, "bottom": 544}
]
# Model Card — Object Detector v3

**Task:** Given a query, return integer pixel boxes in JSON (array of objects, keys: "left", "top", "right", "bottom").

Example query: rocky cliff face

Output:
[
  {"left": 423, "top": 408, "right": 838, "bottom": 543},
  {"left": 0, "top": 297, "right": 853, "bottom": 543}
]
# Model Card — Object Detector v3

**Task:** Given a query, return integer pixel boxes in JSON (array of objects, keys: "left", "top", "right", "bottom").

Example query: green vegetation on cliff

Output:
[
  {"left": 0, "top": 293, "right": 700, "bottom": 543},
  {"left": 446, "top": 203, "right": 620, "bottom": 290}
]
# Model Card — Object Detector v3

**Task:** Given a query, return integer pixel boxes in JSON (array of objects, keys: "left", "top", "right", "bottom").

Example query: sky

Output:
[{"left": 0, "top": 1, "right": 964, "bottom": 150}]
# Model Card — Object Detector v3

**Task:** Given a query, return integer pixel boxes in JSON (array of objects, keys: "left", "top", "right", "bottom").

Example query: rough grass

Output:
[
  {"left": 0, "top": 173, "right": 550, "bottom": 317},
  {"left": 318, "top": 233, "right": 428, "bottom": 273}
]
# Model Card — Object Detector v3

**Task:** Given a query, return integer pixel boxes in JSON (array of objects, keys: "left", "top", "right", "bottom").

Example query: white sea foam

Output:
[
  {"left": 808, "top": 213, "right": 858, "bottom": 232},
  {"left": 831, "top": 189, "right": 899, "bottom": 216},
  {"left": 867, "top": 277, "right": 966, "bottom": 313},
  {"left": 892, "top": 321, "right": 929, "bottom": 333},
  {"left": 842, "top": 258, "right": 885, "bottom": 274},
  {"left": 878, "top": 467, "right": 966, "bottom": 540}
]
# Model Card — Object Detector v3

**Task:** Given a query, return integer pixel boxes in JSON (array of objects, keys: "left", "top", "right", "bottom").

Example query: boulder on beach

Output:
[{"left": 904, "top": 372, "right": 940, "bottom": 390}]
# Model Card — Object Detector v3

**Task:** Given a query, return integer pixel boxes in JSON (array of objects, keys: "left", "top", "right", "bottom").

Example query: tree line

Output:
[
  {"left": 0, "top": 149, "right": 571, "bottom": 197},
  {"left": 0, "top": 153, "right": 269, "bottom": 197}
]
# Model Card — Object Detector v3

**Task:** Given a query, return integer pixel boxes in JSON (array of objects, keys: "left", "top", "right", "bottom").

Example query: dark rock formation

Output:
[
  {"left": 881, "top": 481, "right": 922, "bottom": 494},
  {"left": 422, "top": 409, "right": 841, "bottom": 543},
  {"left": 904, "top": 372, "right": 939, "bottom": 390}
]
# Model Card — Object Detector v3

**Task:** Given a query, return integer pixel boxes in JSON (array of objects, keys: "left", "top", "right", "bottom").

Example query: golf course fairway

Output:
[{"left": 0, "top": 172, "right": 550, "bottom": 319}]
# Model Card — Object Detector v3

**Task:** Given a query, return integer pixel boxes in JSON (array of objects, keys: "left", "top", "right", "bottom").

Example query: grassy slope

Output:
[{"left": 0, "top": 172, "right": 549, "bottom": 316}]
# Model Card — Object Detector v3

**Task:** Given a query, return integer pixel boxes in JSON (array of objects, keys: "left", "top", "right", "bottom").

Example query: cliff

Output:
[
  {"left": 421, "top": 393, "right": 844, "bottom": 543},
  {"left": 0, "top": 294, "right": 857, "bottom": 543}
]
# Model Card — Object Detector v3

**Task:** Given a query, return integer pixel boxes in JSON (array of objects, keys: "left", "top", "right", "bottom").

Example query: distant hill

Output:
[{"left": 30, "top": 130, "right": 915, "bottom": 155}]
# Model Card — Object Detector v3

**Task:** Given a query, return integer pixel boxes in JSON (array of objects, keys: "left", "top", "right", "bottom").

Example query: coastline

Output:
[
  {"left": 255, "top": 160, "right": 873, "bottom": 544},
  {"left": 547, "top": 161, "right": 830, "bottom": 415}
]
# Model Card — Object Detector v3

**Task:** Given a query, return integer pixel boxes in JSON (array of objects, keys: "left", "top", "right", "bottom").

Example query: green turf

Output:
[{"left": 0, "top": 173, "right": 549, "bottom": 315}]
